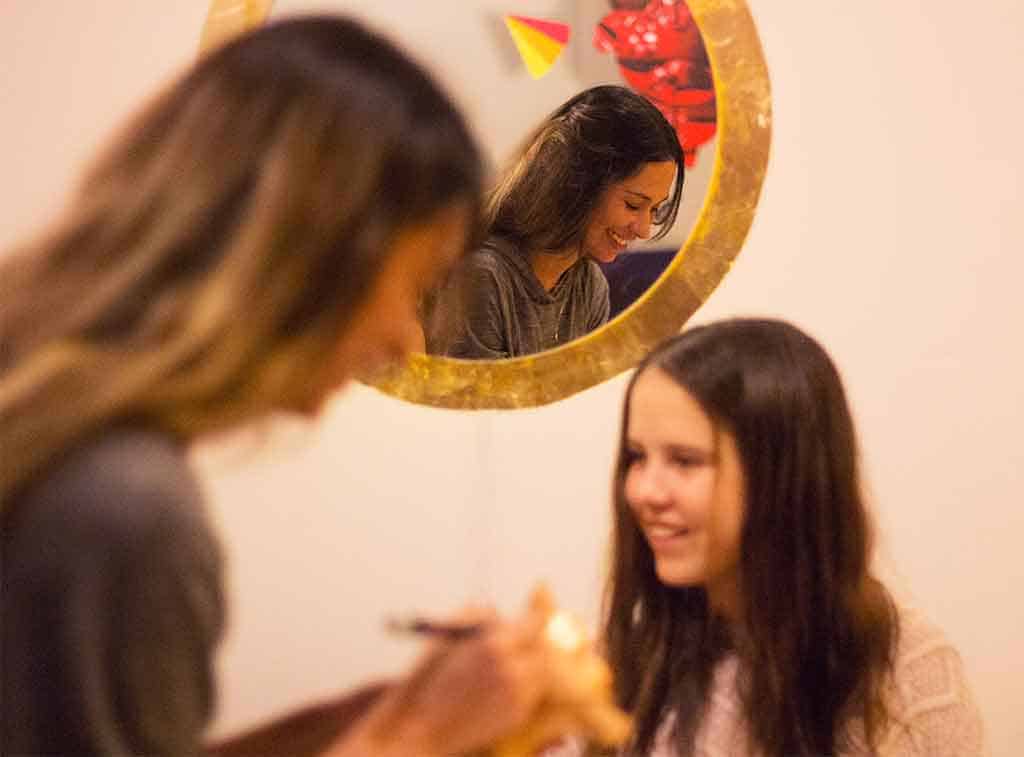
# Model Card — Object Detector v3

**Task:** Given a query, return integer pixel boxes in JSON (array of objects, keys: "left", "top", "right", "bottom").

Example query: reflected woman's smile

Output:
[
  {"left": 423, "top": 85, "right": 686, "bottom": 360},
  {"left": 581, "top": 160, "right": 677, "bottom": 265}
]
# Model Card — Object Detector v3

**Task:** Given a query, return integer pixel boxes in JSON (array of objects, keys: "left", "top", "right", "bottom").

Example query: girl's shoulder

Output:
[
  {"left": 891, "top": 603, "right": 967, "bottom": 692},
  {"left": 881, "top": 604, "right": 988, "bottom": 756},
  {"left": 894, "top": 603, "right": 949, "bottom": 651}
]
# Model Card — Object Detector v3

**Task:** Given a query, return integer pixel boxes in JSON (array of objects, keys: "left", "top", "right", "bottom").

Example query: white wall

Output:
[{"left": 2, "top": 1, "right": 1022, "bottom": 755}]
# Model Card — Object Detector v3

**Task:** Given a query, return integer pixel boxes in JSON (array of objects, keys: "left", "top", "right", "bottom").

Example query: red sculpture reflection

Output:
[{"left": 595, "top": 0, "right": 716, "bottom": 167}]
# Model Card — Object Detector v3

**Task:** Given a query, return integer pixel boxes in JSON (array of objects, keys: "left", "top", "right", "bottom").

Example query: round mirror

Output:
[{"left": 200, "top": 0, "right": 770, "bottom": 409}]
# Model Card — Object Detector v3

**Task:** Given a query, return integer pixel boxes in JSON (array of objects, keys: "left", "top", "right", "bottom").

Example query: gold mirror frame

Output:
[{"left": 201, "top": 0, "right": 771, "bottom": 410}]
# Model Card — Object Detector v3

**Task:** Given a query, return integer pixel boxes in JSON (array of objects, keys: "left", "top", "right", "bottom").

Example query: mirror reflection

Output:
[
  {"left": 423, "top": 85, "right": 684, "bottom": 359},
  {"left": 269, "top": 0, "right": 719, "bottom": 365}
]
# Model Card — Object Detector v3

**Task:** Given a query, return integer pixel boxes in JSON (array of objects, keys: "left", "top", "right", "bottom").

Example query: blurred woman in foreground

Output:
[{"left": 1, "top": 15, "right": 551, "bottom": 756}]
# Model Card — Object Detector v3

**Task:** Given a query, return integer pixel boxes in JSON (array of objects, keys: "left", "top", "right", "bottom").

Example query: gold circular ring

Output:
[{"left": 200, "top": 0, "right": 772, "bottom": 410}]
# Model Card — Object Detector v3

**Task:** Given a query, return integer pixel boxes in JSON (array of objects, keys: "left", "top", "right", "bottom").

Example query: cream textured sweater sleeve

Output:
[{"left": 875, "top": 606, "right": 988, "bottom": 756}]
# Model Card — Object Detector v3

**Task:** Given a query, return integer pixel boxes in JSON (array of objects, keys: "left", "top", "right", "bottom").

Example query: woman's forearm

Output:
[{"left": 206, "top": 682, "right": 390, "bottom": 757}]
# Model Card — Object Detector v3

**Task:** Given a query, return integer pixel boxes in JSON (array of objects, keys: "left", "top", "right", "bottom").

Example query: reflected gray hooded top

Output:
[{"left": 425, "top": 235, "right": 610, "bottom": 359}]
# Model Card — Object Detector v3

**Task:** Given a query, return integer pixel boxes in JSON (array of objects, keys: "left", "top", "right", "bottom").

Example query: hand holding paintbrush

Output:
[
  {"left": 487, "top": 585, "right": 631, "bottom": 757},
  {"left": 371, "top": 585, "right": 631, "bottom": 757}
]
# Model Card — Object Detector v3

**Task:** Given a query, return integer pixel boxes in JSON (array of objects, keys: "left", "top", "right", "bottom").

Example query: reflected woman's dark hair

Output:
[
  {"left": 606, "top": 318, "right": 899, "bottom": 756},
  {"left": 486, "top": 85, "right": 684, "bottom": 252}
]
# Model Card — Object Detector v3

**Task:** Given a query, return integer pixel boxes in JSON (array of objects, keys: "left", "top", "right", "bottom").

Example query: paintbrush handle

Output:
[{"left": 385, "top": 617, "right": 486, "bottom": 640}]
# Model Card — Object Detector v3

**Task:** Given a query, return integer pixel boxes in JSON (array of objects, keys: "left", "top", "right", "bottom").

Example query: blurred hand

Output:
[
  {"left": 327, "top": 587, "right": 630, "bottom": 757},
  {"left": 332, "top": 604, "right": 550, "bottom": 757},
  {"left": 491, "top": 589, "right": 631, "bottom": 757}
]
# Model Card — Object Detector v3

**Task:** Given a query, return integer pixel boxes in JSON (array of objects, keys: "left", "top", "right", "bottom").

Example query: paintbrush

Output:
[{"left": 384, "top": 617, "right": 487, "bottom": 640}]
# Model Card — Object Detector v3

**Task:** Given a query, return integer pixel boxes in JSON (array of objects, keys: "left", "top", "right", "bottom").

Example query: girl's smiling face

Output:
[
  {"left": 580, "top": 160, "right": 676, "bottom": 263},
  {"left": 623, "top": 366, "right": 747, "bottom": 618}
]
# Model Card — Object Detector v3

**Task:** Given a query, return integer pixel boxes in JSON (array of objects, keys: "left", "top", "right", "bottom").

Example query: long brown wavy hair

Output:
[
  {"left": 0, "top": 15, "right": 482, "bottom": 511},
  {"left": 485, "top": 85, "right": 684, "bottom": 254},
  {"left": 604, "top": 318, "right": 899, "bottom": 755}
]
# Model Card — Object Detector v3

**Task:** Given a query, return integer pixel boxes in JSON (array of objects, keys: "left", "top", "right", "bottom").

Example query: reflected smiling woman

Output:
[{"left": 424, "top": 85, "right": 684, "bottom": 360}]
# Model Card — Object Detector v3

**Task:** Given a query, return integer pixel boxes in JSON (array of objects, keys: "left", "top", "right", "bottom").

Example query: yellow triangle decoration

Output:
[
  {"left": 504, "top": 16, "right": 567, "bottom": 79},
  {"left": 199, "top": 0, "right": 273, "bottom": 55}
]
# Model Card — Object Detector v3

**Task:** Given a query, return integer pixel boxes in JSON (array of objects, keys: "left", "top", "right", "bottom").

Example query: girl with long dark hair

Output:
[{"left": 592, "top": 318, "right": 986, "bottom": 755}]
